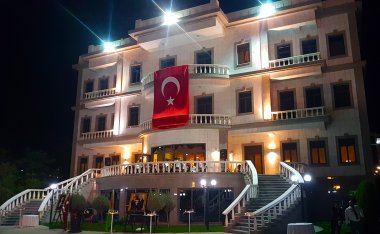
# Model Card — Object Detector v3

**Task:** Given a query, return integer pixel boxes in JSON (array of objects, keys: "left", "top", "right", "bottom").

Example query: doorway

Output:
[{"left": 244, "top": 145, "right": 264, "bottom": 174}]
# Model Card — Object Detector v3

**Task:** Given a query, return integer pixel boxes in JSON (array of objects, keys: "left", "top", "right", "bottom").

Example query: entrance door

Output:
[{"left": 244, "top": 145, "right": 264, "bottom": 174}]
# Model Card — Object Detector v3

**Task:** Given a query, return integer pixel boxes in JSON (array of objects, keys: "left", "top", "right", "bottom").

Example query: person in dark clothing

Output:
[{"left": 331, "top": 202, "right": 344, "bottom": 234}]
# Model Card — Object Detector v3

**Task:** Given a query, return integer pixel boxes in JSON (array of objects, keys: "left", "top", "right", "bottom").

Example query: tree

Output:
[
  {"left": 162, "top": 193, "right": 176, "bottom": 227},
  {"left": 92, "top": 195, "right": 109, "bottom": 222},
  {"left": 146, "top": 191, "right": 166, "bottom": 213}
]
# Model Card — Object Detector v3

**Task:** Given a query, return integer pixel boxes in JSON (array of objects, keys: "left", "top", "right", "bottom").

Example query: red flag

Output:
[{"left": 152, "top": 65, "right": 189, "bottom": 129}]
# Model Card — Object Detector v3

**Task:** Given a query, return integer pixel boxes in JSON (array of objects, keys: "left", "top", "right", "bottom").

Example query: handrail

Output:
[
  {"left": 83, "top": 88, "right": 116, "bottom": 100},
  {"left": 268, "top": 52, "right": 321, "bottom": 68},
  {"left": 222, "top": 160, "right": 258, "bottom": 227},
  {"left": 243, "top": 162, "right": 304, "bottom": 231},
  {"left": 0, "top": 189, "right": 46, "bottom": 216},
  {"left": 271, "top": 106, "right": 325, "bottom": 121}
]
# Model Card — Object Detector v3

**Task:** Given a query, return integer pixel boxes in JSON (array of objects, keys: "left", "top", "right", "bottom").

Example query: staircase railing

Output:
[
  {"left": 245, "top": 162, "right": 304, "bottom": 231},
  {"left": 222, "top": 160, "right": 258, "bottom": 227},
  {"left": 38, "top": 169, "right": 100, "bottom": 219}
]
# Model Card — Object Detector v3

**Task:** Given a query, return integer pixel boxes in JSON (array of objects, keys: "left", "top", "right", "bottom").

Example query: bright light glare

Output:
[
  {"left": 103, "top": 42, "right": 116, "bottom": 53},
  {"left": 376, "top": 138, "right": 380, "bottom": 144},
  {"left": 259, "top": 3, "right": 276, "bottom": 18},
  {"left": 163, "top": 11, "right": 179, "bottom": 25},
  {"left": 304, "top": 174, "right": 312, "bottom": 182},
  {"left": 291, "top": 175, "right": 298, "bottom": 182},
  {"left": 50, "top": 183, "right": 57, "bottom": 189},
  {"left": 200, "top": 179, "right": 206, "bottom": 187},
  {"left": 211, "top": 179, "right": 217, "bottom": 186}
]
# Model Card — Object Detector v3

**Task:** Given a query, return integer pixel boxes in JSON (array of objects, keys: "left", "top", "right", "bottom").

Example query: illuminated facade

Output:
[{"left": 71, "top": 0, "right": 370, "bottom": 179}]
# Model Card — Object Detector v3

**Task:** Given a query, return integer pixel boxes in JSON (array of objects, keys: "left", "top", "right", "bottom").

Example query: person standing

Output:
[
  {"left": 331, "top": 202, "right": 344, "bottom": 234},
  {"left": 345, "top": 199, "right": 364, "bottom": 234}
]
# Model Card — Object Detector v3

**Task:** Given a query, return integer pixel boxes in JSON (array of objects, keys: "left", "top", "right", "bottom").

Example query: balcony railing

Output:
[
  {"left": 141, "top": 64, "right": 230, "bottom": 87},
  {"left": 140, "top": 114, "right": 231, "bottom": 131},
  {"left": 271, "top": 106, "right": 325, "bottom": 121},
  {"left": 81, "top": 130, "right": 113, "bottom": 140},
  {"left": 268, "top": 52, "right": 321, "bottom": 69},
  {"left": 83, "top": 88, "right": 116, "bottom": 100}
]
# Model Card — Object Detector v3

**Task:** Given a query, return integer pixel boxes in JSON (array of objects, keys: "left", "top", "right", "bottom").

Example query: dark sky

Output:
[{"left": 3, "top": 0, "right": 379, "bottom": 158}]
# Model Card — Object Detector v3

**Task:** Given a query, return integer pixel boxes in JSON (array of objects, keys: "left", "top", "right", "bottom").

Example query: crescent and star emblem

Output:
[{"left": 161, "top": 76, "right": 180, "bottom": 106}]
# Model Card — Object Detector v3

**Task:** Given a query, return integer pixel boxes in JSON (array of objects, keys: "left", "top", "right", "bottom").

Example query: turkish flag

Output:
[{"left": 152, "top": 65, "right": 189, "bottom": 129}]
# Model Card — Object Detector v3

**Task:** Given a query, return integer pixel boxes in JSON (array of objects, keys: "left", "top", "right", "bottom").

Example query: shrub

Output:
[{"left": 92, "top": 195, "right": 109, "bottom": 222}]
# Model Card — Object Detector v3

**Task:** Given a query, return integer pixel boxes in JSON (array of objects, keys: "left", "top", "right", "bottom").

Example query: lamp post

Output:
[
  {"left": 200, "top": 179, "right": 217, "bottom": 230},
  {"left": 49, "top": 183, "right": 57, "bottom": 227},
  {"left": 291, "top": 174, "right": 312, "bottom": 222}
]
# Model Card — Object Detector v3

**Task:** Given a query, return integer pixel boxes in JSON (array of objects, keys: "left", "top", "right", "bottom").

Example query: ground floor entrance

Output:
[{"left": 244, "top": 145, "right": 264, "bottom": 174}]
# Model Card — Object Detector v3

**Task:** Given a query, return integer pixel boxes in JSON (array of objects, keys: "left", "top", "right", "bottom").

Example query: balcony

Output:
[
  {"left": 141, "top": 114, "right": 231, "bottom": 132},
  {"left": 268, "top": 52, "right": 321, "bottom": 69},
  {"left": 271, "top": 106, "right": 326, "bottom": 121},
  {"left": 80, "top": 130, "right": 113, "bottom": 140},
  {"left": 141, "top": 64, "right": 230, "bottom": 88},
  {"left": 83, "top": 88, "right": 116, "bottom": 100}
]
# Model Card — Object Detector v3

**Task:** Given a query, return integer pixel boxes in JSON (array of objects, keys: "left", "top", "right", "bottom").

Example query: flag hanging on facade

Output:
[{"left": 152, "top": 65, "right": 189, "bottom": 129}]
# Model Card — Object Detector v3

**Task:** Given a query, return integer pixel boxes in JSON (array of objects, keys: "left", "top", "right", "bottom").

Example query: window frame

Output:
[
  {"left": 98, "top": 76, "right": 109, "bottom": 90},
  {"left": 275, "top": 41, "right": 293, "bottom": 59},
  {"left": 300, "top": 36, "right": 319, "bottom": 55},
  {"left": 336, "top": 135, "right": 359, "bottom": 165},
  {"left": 159, "top": 55, "right": 177, "bottom": 69},
  {"left": 128, "top": 105, "right": 140, "bottom": 127},
  {"left": 78, "top": 156, "right": 88, "bottom": 174},
  {"left": 331, "top": 81, "right": 353, "bottom": 110},
  {"left": 194, "top": 94, "right": 214, "bottom": 114},
  {"left": 278, "top": 89, "right": 296, "bottom": 111},
  {"left": 96, "top": 115, "right": 107, "bottom": 131},
  {"left": 84, "top": 79, "right": 94, "bottom": 94},
  {"left": 235, "top": 41, "right": 251, "bottom": 67},
  {"left": 81, "top": 116, "right": 92, "bottom": 133},
  {"left": 130, "top": 64, "right": 142, "bottom": 84},
  {"left": 280, "top": 141, "right": 300, "bottom": 163},
  {"left": 236, "top": 88, "right": 253, "bottom": 115},
  {"left": 307, "top": 138, "right": 329, "bottom": 166},
  {"left": 303, "top": 85, "right": 324, "bottom": 108},
  {"left": 93, "top": 155, "right": 104, "bottom": 169},
  {"left": 194, "top": 48, "right": 213, "bottom": 64},
  {"left": 326, "top": 31, "right": 348, "bottom": 59}
]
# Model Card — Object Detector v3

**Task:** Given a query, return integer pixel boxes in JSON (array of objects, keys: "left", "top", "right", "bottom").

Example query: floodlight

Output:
[
  {"left": 200, "top": 179, "right": 206, "bottom": 187},
  {"left": 103, "top": 42, "right": 115, "bottom": 53},
  {"left": 50, "top": 183, "right": 57, "bottom": 190},
  {"left": 259, "top": 3, "right": 276, "bottom": 18},
  {"left": 211, "top": 179, "right": 217, "bottom": 186},
  {"left": 163, "top": 11, "right": 179, "bottom": 25},
  {"left": 304, "top": 174, "right": 312, "bottom": 182}
]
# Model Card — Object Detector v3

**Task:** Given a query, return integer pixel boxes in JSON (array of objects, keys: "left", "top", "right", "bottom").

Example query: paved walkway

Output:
[{"left": 0, "top": 225, "right": 227, "bottom": 234}]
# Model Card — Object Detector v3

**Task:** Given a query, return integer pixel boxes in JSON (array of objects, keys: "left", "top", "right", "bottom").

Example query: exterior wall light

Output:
[
  {"left": 163, "top": 11, "right": 178, "bottom": 25},
  {"left": 103, "top": 42, "right": 115, "bottom": 53},
  {"left": 259, "top": 3, "right": 276, "bottom": 18}
]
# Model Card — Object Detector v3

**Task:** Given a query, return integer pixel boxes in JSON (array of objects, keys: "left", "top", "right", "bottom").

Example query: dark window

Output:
[
  {"left": 111, "top": 155, "right": 120, "bottom": 165},
  {"left": 197, "top": 96, "right": 212, "bottom": 114},
  {"left": 160, "top": 57, "right": 175, "bottom": 69},
  {"left": 111, "top": 114, "right": 115, "bottom": 129},
  {"left": 78, "top": 157, "right": 88, "bottom": 174},
  {"left": 99, "top": 78, "right": 109, "bottom": 90},
  {"left": 282, "top": 142, "right": 298, "bottom": 163},
  {"left": 238, "top": 90, "right": 252, "bottom": 113},
  {"left": 309, "top": 140, "right": 327, "bottom": 164},
  {"left": 94, "top": 156, "right": 103, "bottom": 168},
  {"left": 131, "top": 65, "right": 141, "bottom": 83},
  {"left": 277, "top": 44, "right": 291, "bottom": 59},
  {"left": 85, "top": 81, "right": 94, "bottom": 93},
  {"left": 129, "top": 106, "right": 139, "bottom": 126},
  {"left": 196, "top": 49, "right": 212, "bottom": 64},
  {"left": 305, "top": 87, "right": 322, "bottom": 108},
  {"left": 338, "top": 137, "right": 357, "bottom": 164},
  {"left": 82, "top": 118, "right": 91, "bottom": 133},
  {"left": 279, "top": 91, "right": 295, "bottom": 110},
  {"left": 302, "top": 39, "right": 317, "bottom": 54},
  {"left": 237, "top": 43, "right": 251, "bottom": 65},
  {"left": 333, "top": 83, "right": 352, "bottom": 108},
  {"left": 328, "top": 33, "right": 346, "bottom": 57},
  {"left": 105, "top": 158, "right": 111, "bottom": 166},
  {"left": 97, "top": 116, "right": 106, "bottom": 131}
]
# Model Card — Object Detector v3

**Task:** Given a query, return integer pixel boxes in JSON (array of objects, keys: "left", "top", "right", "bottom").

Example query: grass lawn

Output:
[
  {"left": 314, "top": 222, "right": 351, "bottom": 234},
  {"left": 45, "top": 222, "right": 224, "bottom": 232}
]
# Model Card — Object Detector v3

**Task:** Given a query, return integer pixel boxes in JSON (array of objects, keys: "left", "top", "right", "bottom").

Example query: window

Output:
[
  {"left": 195, "top": 49, "right": 212, "bottom": 64},
  {"left": 328, "top": 33, "right": 346, "bottom": 57},
  {"left": 276, "top": 43, "right": 292, "bottom": 59},
  {"left": 236, "top": 42, "right": 251, "bottom": 66},
  {"left": 85, "top": 81, "right": 94, "bottom": 93},
  {"left": 105, "top": 157, "right": 111, "bottom": 166},
  {"left": 129, "top": 106, "right": 139, "bottom": 126},
  {"left": 94, "top": 156, "right": 103, "bottom": 168},
  {"left": 196, "top": 96, "right": 213, "bottom": 114},
  {"left": 111, "top": 113, "right": 115, "bottom": 129},
  {"left": 78, "top": 157, "right": 88, "bottom": 174},
  {"left": 96, "top": 116, "right": 106, "bottom": 131},
  {"left": 333, "top": 83, "right": 352, "bottom": 108},
  {"left": 282, "top": 142, "right": 298, "bottom": 163},
  {"left": 160, "top": 57, "right": 176, "bottom": 69},
  {"left": 337, "top": 137, "right": 357, "bottom": 164},
  {"left": 82, "top": 117, "right": 91, "bottom": 133},
  {"left": 305, "top": 87, "right": 323, "bottom": 108},
  {"left": 111, "top": 155, "right": 120, "bottom": 165},
  {"left": 301, "top": 38, "right": 317, "bottom": 54},
  {"left": 99, "top": 78, "right": 109, "bottom": 90},
  {"left": 130, "top": 65, "right": 141, "bottom": 84},
  {"left": 238, "top": 90, "right": 253, "bottom": 114},
  {"left": 279, "top": 90, "right": 295, "bottom": 111},
  {"left": 309, "top": 140, "right": 327, "bottom": 165}
]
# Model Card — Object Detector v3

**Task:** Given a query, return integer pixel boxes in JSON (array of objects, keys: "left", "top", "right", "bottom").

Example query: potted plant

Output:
[{"left": 69, "top": 194, "right": 86, "bottom": 233}]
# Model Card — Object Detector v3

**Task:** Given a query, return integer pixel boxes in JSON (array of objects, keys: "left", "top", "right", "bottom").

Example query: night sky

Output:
[{"left": 3, "top": 1, "right": 379, "bottom": 165}]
